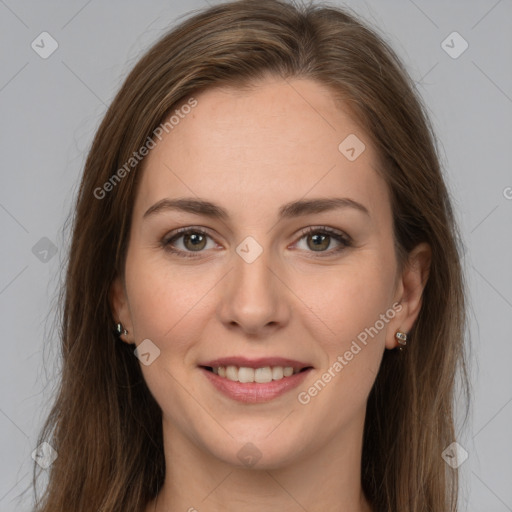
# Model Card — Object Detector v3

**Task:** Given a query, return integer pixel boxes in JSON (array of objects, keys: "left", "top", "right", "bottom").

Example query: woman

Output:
[{"left": 32, "top": 1, "right": 469, "bottom": 511}]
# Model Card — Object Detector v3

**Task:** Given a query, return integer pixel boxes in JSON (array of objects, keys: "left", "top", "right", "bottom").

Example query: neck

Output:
[{"left": 148, "top": 412, "right": 374, "bottom": 512}]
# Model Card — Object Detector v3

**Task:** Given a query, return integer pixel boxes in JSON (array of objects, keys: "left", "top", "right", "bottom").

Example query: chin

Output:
[{"left": 200, "top": 428, "right": 310, "bottom": 471}]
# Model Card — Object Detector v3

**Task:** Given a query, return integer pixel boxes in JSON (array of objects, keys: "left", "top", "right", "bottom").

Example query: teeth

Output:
[
  {"left": 283, "top": 366, "right": 294, "bottom": 377},
  {"left": 212, "top": 365, "right": 301, "bottom": 383},
  {"left": 226, "top": 365, "right": 238, "bottom": 381},
  {"left": 272, "top": 366, "right": 283, "bottom": 380},
  {"left": 238, "top": 367, "right": 254, "bottom": 383},
  {"left": 255, "top": 367, "right": 272, "bottom": 383}
]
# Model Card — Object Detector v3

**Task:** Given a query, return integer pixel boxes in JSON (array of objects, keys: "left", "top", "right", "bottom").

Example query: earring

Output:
[
  {"left": 115, "top": 322, "right": 128, "bottom": 337},
  {"left": 395, "top": 331, "right": 408, "bottom": 351}
]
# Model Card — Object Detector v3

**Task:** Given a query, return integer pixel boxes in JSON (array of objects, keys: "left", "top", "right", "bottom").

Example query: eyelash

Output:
[{"left": 161, "top": 226, "right": 352, "bottom": 259}]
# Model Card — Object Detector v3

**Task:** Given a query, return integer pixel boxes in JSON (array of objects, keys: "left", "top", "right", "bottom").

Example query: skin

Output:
[{"left": 110, "top": 76, "right": 430, "bottom": 512}]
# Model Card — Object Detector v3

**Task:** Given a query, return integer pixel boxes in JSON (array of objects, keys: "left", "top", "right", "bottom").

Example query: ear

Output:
[
  {"left": 109, "top": 274, "right": 133, "bottom": 345},
  {"left": 385, "top": 242, "right": 431, "bottom": 350}
]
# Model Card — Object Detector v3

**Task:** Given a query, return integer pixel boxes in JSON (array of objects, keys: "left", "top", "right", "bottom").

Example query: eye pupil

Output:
[
  {"left": 308, "top": 233, "right": 329, "bottom": 251},
  {"left": 185, "top": 233, "right": 206, "bottom": 251}
]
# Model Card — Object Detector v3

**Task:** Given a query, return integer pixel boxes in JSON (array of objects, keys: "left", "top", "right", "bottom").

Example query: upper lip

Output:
[{"left": 200, "top": 357, "right": 313, "bottom": 370}]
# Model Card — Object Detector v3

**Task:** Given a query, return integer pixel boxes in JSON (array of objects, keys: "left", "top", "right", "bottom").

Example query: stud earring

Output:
[
  {"left": 395, "top": 331, "right": 408, "bottom": 351},
  {"left": 115, "top": 322, "right": 128, "bottom": 337}
]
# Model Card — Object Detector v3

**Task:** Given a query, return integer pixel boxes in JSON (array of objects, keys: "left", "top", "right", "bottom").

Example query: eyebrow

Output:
[{"left": 143, "top": 197, "right": 370, "bottom": 221}]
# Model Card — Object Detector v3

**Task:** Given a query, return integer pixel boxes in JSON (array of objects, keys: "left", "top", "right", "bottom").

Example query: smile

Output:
[
  {"left": 199, "top": 357, "right": 313, "bottom": 403},
  {"left": 204, "top": 365, "right": 306, "bottom": 383}
]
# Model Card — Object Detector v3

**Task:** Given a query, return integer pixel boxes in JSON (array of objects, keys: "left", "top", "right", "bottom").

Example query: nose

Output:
[{"left": 216, "top": 243, "right": 290, "bottom": 337}]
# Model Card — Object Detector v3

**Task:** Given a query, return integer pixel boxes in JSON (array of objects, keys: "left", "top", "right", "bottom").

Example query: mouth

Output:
[
  {"left": 200, "top": 365, "right": 311, "bottom": 383},
  {"left": 198, "top": 357, "right": 314, "bottom": 403}
]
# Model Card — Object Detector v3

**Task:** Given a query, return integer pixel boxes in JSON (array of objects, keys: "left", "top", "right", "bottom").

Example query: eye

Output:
[
  {"left": 293, "top": 226, "right": 352, "bottom": 256},
  {"left": 161, "top": 227, "right": 217, "bottom": 258},
  {"left": 161, "top": 225, "right": 352, "bottom": 259}
]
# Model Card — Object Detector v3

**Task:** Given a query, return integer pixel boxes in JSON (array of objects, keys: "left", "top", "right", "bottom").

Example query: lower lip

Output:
[{"left": 200, "top": 367, "right": 312, "bottom": 403}]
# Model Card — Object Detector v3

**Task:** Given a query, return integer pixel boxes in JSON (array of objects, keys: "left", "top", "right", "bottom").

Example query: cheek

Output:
[
  {"left": 124, "top": 249, "right": 212, "bottom": 348},
  {"left": 124, "top": 252, "right": 212, "bottom": 407},
  {"left": 304, "top": 258, "right": 394, "bottom": 326},
  {"left": 297, "top": 272, "right": 393, "bottom": 417},
  {"left": 293, "top": 254, "right": 396, "bottom": 368},
  {"left": 290, "top": 258, "right": 397, "bottom": 445}
]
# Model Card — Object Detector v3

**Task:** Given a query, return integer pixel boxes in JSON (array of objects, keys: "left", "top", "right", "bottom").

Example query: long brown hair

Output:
[{"left": 29, "top": 1, "right": 470, "bottom": 510}]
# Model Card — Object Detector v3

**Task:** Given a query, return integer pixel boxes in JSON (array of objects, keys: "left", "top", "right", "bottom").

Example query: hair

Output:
[{"left": 28, "top": 1, "right": 470, "bottom": 511}]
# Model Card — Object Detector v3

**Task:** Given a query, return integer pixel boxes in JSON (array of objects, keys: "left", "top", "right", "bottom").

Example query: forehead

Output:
[{"left": 133, "top": 77, "right": 390, "bottom": 224}]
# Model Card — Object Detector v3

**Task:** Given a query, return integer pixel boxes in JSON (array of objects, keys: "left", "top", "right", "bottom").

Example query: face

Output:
[{"left": 111, "top": 77, "right": 427, "bottom": 469}]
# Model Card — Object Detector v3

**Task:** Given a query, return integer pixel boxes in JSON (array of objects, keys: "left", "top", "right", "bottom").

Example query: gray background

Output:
[{"left": 1, "top": 0, "right": 511, "bottom": 510}]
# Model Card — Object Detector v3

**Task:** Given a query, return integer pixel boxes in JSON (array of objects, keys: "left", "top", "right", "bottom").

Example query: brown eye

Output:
[
  {"left": 162, "top": 228, "right": 215, "bottom": 258},
  {"left": 182, "top": 232, "right": 207, "bottom": 251},
  {"left": 307, "top": 233, "right": 330, "bottom": 251},
  {"left": 295, "top": 226, "right": 352, "bottom": 256}
]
